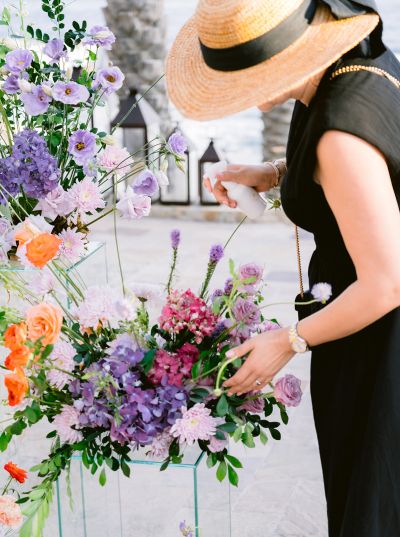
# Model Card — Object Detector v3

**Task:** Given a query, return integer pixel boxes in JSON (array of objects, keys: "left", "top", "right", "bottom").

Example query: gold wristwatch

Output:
[{"left": 289, "top": 323, "right": 310, "bottom": 353}]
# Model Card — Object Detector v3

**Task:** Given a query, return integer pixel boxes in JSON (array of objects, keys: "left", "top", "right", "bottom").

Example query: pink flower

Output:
[
  {"left": 170, "top": 404, "right": 218, "bottom": 445},
  {"left": 66, "top": 177, "right": 105, "bottom": 217},
  {"left": 53, "top": 405, "right": 82, "bottom": 444},
  {"left": 159, "top": 290, "right": 218, "bottom": 344},
  {"left": 59, "top": 228, "right": 86, "bottom": 263},
  {"left": 72, "top": 285, "right": 124, "bottom": 331},
  {"left": 148, "top": 343, "right": 198, "bottom": 387},
  {"left": 98, "top": 145, "right": 133, "bottom": 176},
  {"left": 0, "top": 495, "right": 23, "bottom": 528},
  {"left": 274, "top": 374, "right": 303, "bottom": 407},
  {"left": 47, "top": 340, "right": 76, "bottom": 389},
  {"left": 147, "top": 430, "right": 173, "bottom": 459},
  {"left": 36, "top": 186, "right": 73, "bottom": 221},
  {"left": 116, "top": 186, "right": 151, "bottom": 220},
  {"left": 208, "top": 417, "right": 228, "bottom": 453},
  {"left": 30, "top": 268, "right": 56, "bottom": 296}
]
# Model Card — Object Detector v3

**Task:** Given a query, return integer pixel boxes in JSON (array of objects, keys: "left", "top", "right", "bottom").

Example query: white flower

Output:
[
  {"left": 311, "top": 282, "right": 332, "bottom": 304},
  {"left": 102, "top": 134, "right": 117, "bottom": 146},
  {"left": 116, "top": 187, "right": 151, "bottom": 220},
  {"left": 17, "top": 78, "right": 32, "bottom": 93},
  {"left": 30, "top": 268, "right": 56, "bottom": 296},
  {"left": 154, "top": 169, "right": 169, "bottom": 187},
  {"left": 42, "top": 83, "right": 53, "bottom": 97}
]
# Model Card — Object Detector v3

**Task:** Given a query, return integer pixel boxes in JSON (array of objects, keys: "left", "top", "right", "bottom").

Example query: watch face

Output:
[{"left": 293, "top": 338, "right": 308, "bottom": 353}]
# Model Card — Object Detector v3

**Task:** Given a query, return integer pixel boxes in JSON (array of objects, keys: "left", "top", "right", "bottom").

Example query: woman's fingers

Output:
[
  {"left": 226, "top": 339, "right": 253, "bottom": 360},
  {"left": 203, "top": 176, "right": 212, "bottom": 192}
]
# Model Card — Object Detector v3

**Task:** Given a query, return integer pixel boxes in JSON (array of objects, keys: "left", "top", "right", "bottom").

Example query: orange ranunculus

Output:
[
  {"left": 25, "top": 233, "right": 62, "bottom": 269},
  {"left": 26, "top": 302, "right": 63, "bottom": 346},
  {"left": 14, "top": 219, "right": 41, "bottom": 246},
  {"left": 4, "top": 367, "right": 28, "bottom": 407},
  {"left": 4, "top": 322, "right": 27, "bottom": 351},
  {"left": 4, "top": 462, "right": 27, "bottom": 484},
  {"left": 4, "top": 346, "right": 32, "bottom": 370}
]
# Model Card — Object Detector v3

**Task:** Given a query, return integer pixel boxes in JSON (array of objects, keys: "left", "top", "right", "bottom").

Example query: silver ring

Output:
[{"left": 255, "top": 379, "right": 262, "bottom": 386}]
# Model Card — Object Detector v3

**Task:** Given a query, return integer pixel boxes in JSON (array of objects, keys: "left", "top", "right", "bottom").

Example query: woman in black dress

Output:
[{"left": 166, "top": 1, "right": 400, "bottom": 535}]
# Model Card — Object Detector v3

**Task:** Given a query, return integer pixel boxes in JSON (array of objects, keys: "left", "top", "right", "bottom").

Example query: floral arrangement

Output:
[
  {"left": 0, "top": 1, "right": 185, "bottom": 266},
  {"left": 0, "top": 461, "right": 27, "bottom": 536},
  {"left": 0, "top": 221, "right": 333, "bottom": 536}
]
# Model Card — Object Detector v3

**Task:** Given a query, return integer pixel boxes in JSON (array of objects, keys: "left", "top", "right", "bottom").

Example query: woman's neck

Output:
[{"left": 293, "top": 68, "right": 328, "bottom": 106}]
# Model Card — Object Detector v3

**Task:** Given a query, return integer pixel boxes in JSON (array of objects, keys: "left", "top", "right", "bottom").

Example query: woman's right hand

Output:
[{"left": 203, "top": 163, "right": 278, "bottom": 208}]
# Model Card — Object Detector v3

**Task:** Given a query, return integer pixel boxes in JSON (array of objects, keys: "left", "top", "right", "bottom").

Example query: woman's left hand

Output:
[{"left": 223, "top": 328, "right": 296, "bottom": 396}]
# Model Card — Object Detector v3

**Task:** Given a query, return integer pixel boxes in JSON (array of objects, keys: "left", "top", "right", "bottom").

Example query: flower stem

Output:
[
  {"left": 167, "top": 248, "right": 178, "bottom": 294},
  {"left": 113, "top": 174, "right": 126, "bottom": 295}
]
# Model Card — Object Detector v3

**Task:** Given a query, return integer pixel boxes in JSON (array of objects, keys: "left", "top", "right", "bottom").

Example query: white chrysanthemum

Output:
[
  {"left": 170, "top": 404, "right": 218, "bottom": 446},
  {"left": 53, "top": 406, "right": 82, "bottom": 444},
  {"left": 72, "top": 285, "right": 124, "bottom": 331},
  {"left": 311, "top": 282, "right": 332, "bottom": 304}
]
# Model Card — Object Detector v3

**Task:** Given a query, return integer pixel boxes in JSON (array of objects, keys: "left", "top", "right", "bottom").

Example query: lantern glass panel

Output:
[
  {"left": 160, "top": 153, "right": 190, "bottom": 204},
  {"left": 200, "top": 162, "right": 219, "bottom": 205}
]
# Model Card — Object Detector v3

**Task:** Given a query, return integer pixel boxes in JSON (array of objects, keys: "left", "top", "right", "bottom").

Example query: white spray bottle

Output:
[{"left": 205, "top": 161, "right": 266, "bottom": 220}]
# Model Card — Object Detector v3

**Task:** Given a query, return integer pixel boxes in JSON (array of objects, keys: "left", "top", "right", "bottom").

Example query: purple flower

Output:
[
  {"left": 0, "top": 129, "right": 60, "bottom": 202},
  {"left": 3, "top": 74, "right": 20, "bottom": 94},
  {"left": 311, "top": 282, "right": 332, "bottom": 304},
  {"left": 83, "top": 25, "right": 116, "bottom": 49},
  {"left": 170, "top": 403, "right": 218, "bottom": 446},
  {"left": 239, "top": 263, "right": 263, "bottom": 293},
  {"left": 232, "top": 297, "right": 261, "bottom": 326},
  {"left": 274, "top": 374, "right": 303, "bottom": 407},
  {"left": 44, "top": 38, "right": 68, "bottom": 62},
  {"left": 52, "top": 80, "right": 90, "bottom": 105},
  {"left": 92, "top": 66, "right": 124, "bottom": 95},
  {"left": 83, "top": 158, "right": 99, "bottom": 178},
  {"left": 116, "top": 186, "right": 151, "bottom": 220},
  {"left": 209, "top": 244, "right": 224, "bottom": 264},
  {"left": 170, "top": 229, "right": 180, "bottom": 249},
  {"left": 59, "top": 228, "right": 86, "bottom": 263},
  {"left": 133, "top": 170, "right": 159, "bottom": 197},
  {"left": 21, "top": 85, "right": 52, "bottom": 116},
  {"left": 167, "top": 131, "right": 187, "bottom": 156},
  {"left": 68, "top": 130, "right": 97, "bottom": 165},
  {"left": 238, "top": 391, "right": 265, "bottom": 413},
  {"left": 5, "top": 49, "right": 33, "bottom": 74},
  {"left": 224, "top": 278, "right": 233, "bottom": 296}
]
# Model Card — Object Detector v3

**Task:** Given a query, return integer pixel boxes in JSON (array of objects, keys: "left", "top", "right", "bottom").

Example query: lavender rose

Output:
[
  {"left": 44, "top": 38, "right": 68, "bottom": 62},
  {"left": 239, "top": 262, "right": 263, "bottom": 293},
  {"left": 83, "top": 25, "right": 116, "bottom": 49},
  {"left": 274, "top": 374, "right": 302, "bottom": 407},
  {"left": 232, "top": 297, "right": 261, "bottom": 326},
  {"left": 167, "top": 131, "right": 187, "bottom": 156}
]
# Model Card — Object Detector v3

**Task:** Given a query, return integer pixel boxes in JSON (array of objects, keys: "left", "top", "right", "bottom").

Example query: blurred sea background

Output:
[{"left": 4, "top": 0, "right": 400, "bottom": 163}]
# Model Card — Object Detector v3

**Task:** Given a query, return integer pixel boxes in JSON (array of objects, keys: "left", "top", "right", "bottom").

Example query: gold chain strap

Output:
[
  {"left": 295, "top": 64, "right": 400, "bottom": 297},
  {"left": 330, "top": 64, "right": 400, "bottom": 88}
]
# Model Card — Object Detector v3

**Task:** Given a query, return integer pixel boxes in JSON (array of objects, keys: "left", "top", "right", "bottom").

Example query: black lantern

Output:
[
  {"left": 111, "top": 89, "right": 160, "bottom": 164},
  {"left": 160, "top": 126, "right": 191, "bottom": 206},
  {"left": 199, "top": 139, "right": 222, "bottom": 206}
]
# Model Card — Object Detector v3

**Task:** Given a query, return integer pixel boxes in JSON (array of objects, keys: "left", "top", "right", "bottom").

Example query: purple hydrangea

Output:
[
  {"left": 5, "top": 49, "right": 33, "bottom": 74},
  {"left": 52, "top": 80, "right": 90, "bottom": 105},
  {"left": 209, "top": 244, "right": 224, "bottom": 264},
  {"left": 170, "top": 229, "right": 181, "bottom": 249},
  {"left": 167, "top": 131, "right": 187, "bottom": 156},
  {"left": 83, "top": 25, "right": 116, "bottom": 49},
  {"left": 21, "top": 85, "right": 52, "bottom": 116},
  {"left": 68, "top": 130, "right": 97, "bottom": 165},
  {"left": 0, "top": 129, "right": 60, "bottom": 202},
  {"left": 92, "top": 66, "right": 125, "bottom": 95},
  {"left": 44, "top": 38, "right": 68, "bottom": 62},
  {"left": 133, "top": 170, "right": 159, "bottom": 197},
  {"left": 69, "top": 345, "right": 188, "bottom": 446}
]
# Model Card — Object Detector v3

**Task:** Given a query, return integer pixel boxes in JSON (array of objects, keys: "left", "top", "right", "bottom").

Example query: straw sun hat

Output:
[{"left": 166, "top": 0, "right": 380, "bottom": 121}]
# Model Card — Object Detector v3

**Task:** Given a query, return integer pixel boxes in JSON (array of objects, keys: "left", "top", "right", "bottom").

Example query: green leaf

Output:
[
  {"left": 259, "top": 429, "right": 268, "bottom": 445},
  {"left": 99, "top": 468, "right": 107, "bottom": 486},
  {"left": 88, "top": 50, "right": 97, "bottom": 61},
  {"left": 121, "top": 459, "right": 131, "bottom": 478},
  {"left": 0, "top": 431, "right": 11, "bottom": 451},
  {"left": 216, "top": 394, "right": 229, "bottom": 417},
  {"left": 217, "top": 422, "right": 237, "bottom": 433},
  {"left": 280, "top": 409, "right": 289, "bottom": 425},
  {"left": 140, "top": 349, "right": 156, "bottom": 374},
  {"left": 225, "top": 454, "right": 243, "bottom": 469},
  {"left": 2, "top": 7, "right": 11, "bottom": 24},
  {"left": 206, "top": 453, "right": 217, "bottom": 469},
  {"left": 228, "top": 464, "right": 239, "bottom": 487},
  {"left": 242, "top": 431, "right": 255, "bottom": 448},
  {"left": 232, "top": 426, "right": 242, "bottom": 443},
  {"left": 270, "top": 428, "right": 281, "bottom": 441},
  {"left": 216, "top": 460, "right": 227, "bottom": 482}
]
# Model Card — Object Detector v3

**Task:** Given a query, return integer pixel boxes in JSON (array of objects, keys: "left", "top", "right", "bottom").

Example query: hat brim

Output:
[{"left": 166, "top": 4, "right": 379, "bottom": 121}]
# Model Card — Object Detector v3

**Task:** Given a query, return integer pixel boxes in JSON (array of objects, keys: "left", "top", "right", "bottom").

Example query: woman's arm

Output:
[{"left": 223, "top": 130, "right": 400, "bottom": 396}]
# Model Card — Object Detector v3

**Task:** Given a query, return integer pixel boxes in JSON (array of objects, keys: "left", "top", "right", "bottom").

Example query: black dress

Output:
[{"left": 280, "top": 42, "right": 400, "bottom": 537}]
